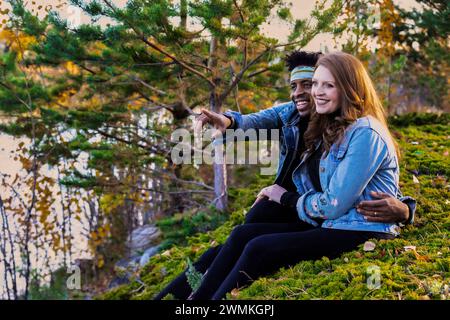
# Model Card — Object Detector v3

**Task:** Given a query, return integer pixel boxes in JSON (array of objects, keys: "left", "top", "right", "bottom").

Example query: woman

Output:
[{"left": 159, "top": 52, "right": 401, "bottom": 300}]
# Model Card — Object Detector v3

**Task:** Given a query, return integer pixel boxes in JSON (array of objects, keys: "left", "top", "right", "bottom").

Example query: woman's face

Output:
[{"left": 312, "top": 65, "right": 340, "bottom": 114}]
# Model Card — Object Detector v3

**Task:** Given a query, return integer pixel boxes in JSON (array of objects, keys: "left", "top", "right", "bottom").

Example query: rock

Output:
[
  {"left": 108, "top": 224, "right": 162, "bottom": 289},
  {"left": 139, "top": 245, "right": 161, "bottom": 267},
  {"left": 126, "top": 224, "right": 162, "bottom": 255},
  {"left": 108, "top": 275, "right": 131, "bottom": 289},
  {"left": 109, "top": 256, "right": 140, "bottom": 289},
  {"left": 115, "top": 255, "right": 140, "bottom": 270}
]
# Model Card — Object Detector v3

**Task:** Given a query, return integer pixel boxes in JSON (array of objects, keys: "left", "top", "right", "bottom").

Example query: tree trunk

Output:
[
  {"left": 180, "top": 0, "right": 187, "bottom": 30},
  {"left": 208, "top": 35, "right": 228, "bottom": 212}
]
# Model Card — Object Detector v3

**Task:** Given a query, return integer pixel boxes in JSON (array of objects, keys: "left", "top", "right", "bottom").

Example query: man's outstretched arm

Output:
[{"left": 357, "top": 191, "right": 416, "bottom": 225}]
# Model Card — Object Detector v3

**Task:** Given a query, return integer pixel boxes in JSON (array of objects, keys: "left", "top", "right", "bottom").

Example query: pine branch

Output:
[
  {"left": 101, "top": 0, "right": 216, "bottom": 88},
  {"left": 186, "top": 257, "right": 204, "bottom": 292}
]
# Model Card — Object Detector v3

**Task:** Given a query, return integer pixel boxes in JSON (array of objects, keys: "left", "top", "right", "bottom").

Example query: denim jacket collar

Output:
[{"left": 278, "top": 102, "right": 301, "bottom": 126}]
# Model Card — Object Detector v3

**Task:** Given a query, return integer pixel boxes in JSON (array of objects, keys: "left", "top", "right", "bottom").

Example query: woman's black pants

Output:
[{"left": 153, "top": 199, "right": 393, "bottom": 300}]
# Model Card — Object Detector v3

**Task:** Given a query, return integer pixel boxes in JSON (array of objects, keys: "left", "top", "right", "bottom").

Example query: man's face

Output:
[{"left": 290, "top": 72, "right": 313, "bottom": 117}]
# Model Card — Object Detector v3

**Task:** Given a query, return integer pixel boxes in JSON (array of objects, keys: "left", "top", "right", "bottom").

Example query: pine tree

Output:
[{"left": 2, "top": 0, "right": 342, "bottom": 212}]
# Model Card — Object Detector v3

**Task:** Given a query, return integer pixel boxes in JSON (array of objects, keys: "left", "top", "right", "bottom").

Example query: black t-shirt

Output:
[
  {"left": 278, "top": 121, "right": 323, "bottom": 209},
  {"left": 276, "top": 118, "right": 308, "bottom": 192}
]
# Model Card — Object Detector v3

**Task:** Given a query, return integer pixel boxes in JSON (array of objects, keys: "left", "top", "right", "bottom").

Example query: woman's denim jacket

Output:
[
  {"left": 294, "top": 116, "right": 402, "bottom": 236},
  {"left": 222, "top": 102, "right": 416, "bottom": 234}
]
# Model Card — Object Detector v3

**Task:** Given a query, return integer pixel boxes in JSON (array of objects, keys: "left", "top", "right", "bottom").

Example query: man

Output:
[{"left": 155, "top": 51, "right": 415, "bottom": 300}]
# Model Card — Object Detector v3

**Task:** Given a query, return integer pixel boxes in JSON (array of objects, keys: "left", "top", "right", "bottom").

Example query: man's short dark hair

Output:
[{"left": 285, "top": 50, "right": 322, "bottom": 71}]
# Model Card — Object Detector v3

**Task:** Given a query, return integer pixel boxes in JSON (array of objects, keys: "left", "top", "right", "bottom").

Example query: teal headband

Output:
[{"left": 290, "top": 66, "right": 315, "bottom": 82}]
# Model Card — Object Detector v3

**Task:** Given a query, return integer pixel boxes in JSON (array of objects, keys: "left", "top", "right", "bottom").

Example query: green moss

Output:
[{"left": 99, "top": 113, "right": 450, "bottom": 300}]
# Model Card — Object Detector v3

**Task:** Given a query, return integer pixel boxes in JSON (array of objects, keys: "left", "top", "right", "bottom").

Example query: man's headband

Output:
[{"left": 290, "top": 66, "right": 315, "bottom": 82}]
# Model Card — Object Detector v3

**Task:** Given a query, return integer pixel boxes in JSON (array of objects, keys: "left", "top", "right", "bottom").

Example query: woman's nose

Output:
[{"left": 314, "top": 85, "right": 324, "bottom": 96}]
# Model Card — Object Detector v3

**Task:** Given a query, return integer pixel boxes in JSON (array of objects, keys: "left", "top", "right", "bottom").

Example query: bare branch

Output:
[
  {"left": 247, "top": 66, "right": 272, "bottom": 79},
  {"left": 219, "top": 48, "right": 271, "bottom": 101},
  {"left": 132, "top": 76, "right": 167, "bottom": 96}
]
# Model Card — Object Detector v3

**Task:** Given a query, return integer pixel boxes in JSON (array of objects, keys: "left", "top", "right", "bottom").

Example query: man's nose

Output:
[{"left": 294, "top": 85, "right": 304, "bottom": 96}]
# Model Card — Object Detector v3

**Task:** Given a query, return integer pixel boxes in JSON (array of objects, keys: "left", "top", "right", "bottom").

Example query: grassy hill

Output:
[{"left": 100, "top": 113, "right": 450, "bottom": 300}]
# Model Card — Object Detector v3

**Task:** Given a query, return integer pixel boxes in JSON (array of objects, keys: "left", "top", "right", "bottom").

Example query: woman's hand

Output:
[{"left": 251, "top": 184, "right": 287, "bottom": 207}]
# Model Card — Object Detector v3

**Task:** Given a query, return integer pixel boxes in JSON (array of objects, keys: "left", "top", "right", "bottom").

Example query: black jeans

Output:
[{"left": 154, "top": 199, "right": 393, "bottom": 300}]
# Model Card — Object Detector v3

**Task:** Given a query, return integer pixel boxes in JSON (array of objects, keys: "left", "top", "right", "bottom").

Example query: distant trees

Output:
[
  {"left": 393, "top": 0, "right": 449, "bottom": 110},
  {"left": 334, "top": 0, "right": 449, "bottom": 112}
]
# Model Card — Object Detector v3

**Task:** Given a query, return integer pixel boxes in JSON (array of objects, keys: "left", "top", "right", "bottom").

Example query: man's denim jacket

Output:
[{"left": 223, "top": 102, "right": 416, "bottom": 234}]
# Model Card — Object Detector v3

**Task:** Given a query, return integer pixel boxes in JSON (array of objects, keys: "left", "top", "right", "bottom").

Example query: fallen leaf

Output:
[
  {"left": 161, "top": 250, "right": 171, "bottom": 257},
  {"left": 363, "top": 241, "right": 376, "bottom": 252},
  {"left": 403, "top": 246, "right": 429, "bottom": 261},
  {"left": 413, "top": 175, "right": 420, "bottom": 184},
  {"left": 230, "top": 288, "right": 240, "bottom": 298}
]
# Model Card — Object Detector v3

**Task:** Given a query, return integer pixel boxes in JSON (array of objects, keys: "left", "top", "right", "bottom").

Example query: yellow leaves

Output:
[
  {"left": 97, "top": 226, "right": 107, "bottom": 238},
  {"left": 87, "top": 41, "right": 107, "bottom": 56},
  {"left": 79, "top": 95, "right": 103, "bottom": 111},
  {"left": 64, "top": 61, "right": 81, "bottom": 76},
  {"left": 100, "top": 193, "right": 126, "bottom": 215},
  {"left": 238, "top": 90, "right": 257, "bottom": 112},
  {"left": 403, "top": 245, "right": 430, "bottom": 261},
  {"left": 51, "top": 233, "right": 61, "bottom": 251},
  {"left": 89, "top": 224, "right": 110, "bottom": 255},
  {"left": 126, "top": 93, "right": 150, "bottom": 112},
  {"left": 97, "top": 255, "right": 105, "bottom": 268},
  {"left": 0, "top": 29, "right": 36, "bottom": 59},
  {"left": 90, "top": 231, "right": 98, "bottom": 241},
  {"left": 19, "top": 155, "right": 33, "bottom": 171},
  {"left": 31, "top": 108, "right": 41, "bottom": 118}
]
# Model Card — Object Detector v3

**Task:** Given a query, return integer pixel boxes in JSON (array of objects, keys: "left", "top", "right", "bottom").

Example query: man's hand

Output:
[
  {"left": 357, "top": 191, "right": 409, "bottom": 223},
  {"left": 251, "top": 184, "right": 287, "bottom": 207},
  {"left": 194, "top": 108, "right": 232, "bottom": 138}
]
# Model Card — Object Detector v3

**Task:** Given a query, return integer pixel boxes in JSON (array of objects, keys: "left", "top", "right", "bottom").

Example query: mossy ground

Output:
[{"left": 100, "top": 113, "right": 449, "bottom": 300}]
